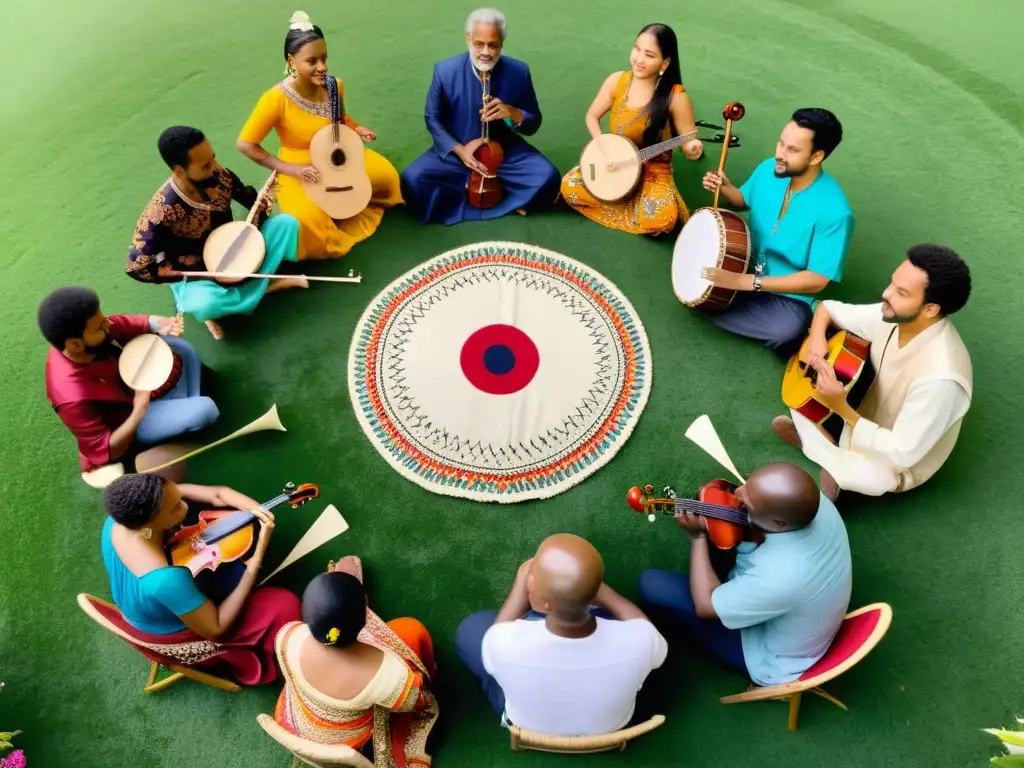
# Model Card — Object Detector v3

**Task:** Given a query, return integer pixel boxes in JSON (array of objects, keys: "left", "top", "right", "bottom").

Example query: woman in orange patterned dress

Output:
[
  {"left": 273, "top": 556, "right": 438, "bottom": 766},
  {"left": 560, "top": 23, "right": 703, "bottom": 236}
]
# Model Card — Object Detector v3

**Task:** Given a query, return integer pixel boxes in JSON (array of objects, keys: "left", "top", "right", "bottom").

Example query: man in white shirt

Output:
[
  {"left": 455, "top": 533, "right": 668, "bottom": 736},
  {"left": 639, "top": 463, "right": 852, "bottom": 687},
  {"left": 771, "top": 244, "right": 973, "bottom": 500}
]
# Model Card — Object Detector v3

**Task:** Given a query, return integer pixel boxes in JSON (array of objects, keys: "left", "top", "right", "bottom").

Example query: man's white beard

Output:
[{"left": 469, "top": 46, "right": 500, "bottom": 72}]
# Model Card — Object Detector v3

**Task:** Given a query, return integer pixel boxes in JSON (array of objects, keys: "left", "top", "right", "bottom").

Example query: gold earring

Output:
[{"left": 140, "top": 527, "right": 152, "bottom": 539}]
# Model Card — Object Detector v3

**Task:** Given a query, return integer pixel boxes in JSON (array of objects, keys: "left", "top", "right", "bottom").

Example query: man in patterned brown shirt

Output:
[{"left": 126, "top": 126, "right": 307, "bottom": 339}]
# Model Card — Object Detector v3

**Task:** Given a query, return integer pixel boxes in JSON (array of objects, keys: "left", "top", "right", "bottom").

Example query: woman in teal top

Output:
[{"left": 98, "top": 474, "right": 302, "bottom": 685}]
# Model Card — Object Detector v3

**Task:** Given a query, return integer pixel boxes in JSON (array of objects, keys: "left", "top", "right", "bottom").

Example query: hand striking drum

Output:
[{"left": 671, "top": 103, "right": 752, "bottom": 311}]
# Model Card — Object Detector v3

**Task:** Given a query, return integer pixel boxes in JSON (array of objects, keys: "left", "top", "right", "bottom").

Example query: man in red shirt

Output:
[{"left": 39, "top": 286, "right": 220, "bottom": 476}]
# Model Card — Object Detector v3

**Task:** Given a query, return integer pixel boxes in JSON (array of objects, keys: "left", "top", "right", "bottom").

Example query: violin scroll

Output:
[
  {"left": 287, "top": 482, "right": 320, "bottom": 508},
  {"left": 625, "top": 484, "right": 677, "bottom": 522},
  {"left": 722, "top": 102, "right": 745, "bottom": 122}
]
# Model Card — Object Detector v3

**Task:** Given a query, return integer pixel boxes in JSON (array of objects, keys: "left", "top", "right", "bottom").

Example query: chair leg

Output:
[
  {"left": 510, "top": 730, "right": 521, "bottom": 751},
  {"left": 171, "top": 665, "right": 241, "bottom": 692},
  {"left": 146, "top": 662, "right": 159, "bottom": 689},
  {"left": 787, "top": 692, "right": 802, "bottom": 731},
  {"left": 808, "top": 686, "right": 848, "bottom": 711},
  {"left": 144, "top": 671, "right": 185, "bottom": 694}
]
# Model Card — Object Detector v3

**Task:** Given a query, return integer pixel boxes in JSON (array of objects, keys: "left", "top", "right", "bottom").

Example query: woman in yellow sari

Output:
[
  {"left": 237, "top": 12, "right": 402, "bottom": 260},
  {"left": 560, "top": 23, "right": 703, "bottom": 236},
  {"left": 274, "top": 556, "right": 438, "bottom": 767}
]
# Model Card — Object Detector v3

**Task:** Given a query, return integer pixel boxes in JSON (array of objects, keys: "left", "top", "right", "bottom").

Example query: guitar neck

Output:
[
  {"left": 638, "top": 129, "right": 699, "bottom": 163},
  {"left": 663, "top": 497, "right": 751, "bottom": 526}
]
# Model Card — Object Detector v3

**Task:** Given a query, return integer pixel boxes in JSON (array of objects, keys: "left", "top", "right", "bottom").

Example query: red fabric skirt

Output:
[{"left": 127, "top": 587, "right": 301, "bottom": 686}]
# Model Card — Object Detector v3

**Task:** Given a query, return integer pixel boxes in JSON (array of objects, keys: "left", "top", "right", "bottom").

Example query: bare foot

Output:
[
  {"left": 267, "top": 277, "right": 309, "bottom": 293},
  {"left": 820, "top": 469, "right": 841, "bottom": 501},
  {"left": 205, "top": 320, "right": 224, "bottom": 340},
  {"left": 515, "top": 208, "right": 527, "bottom": 216},
  {"left": 332, "top": 555, "right": 364, "bottom": 584},
  {"left": 771, "top": 415, "right": 801, "bottom": 449}
]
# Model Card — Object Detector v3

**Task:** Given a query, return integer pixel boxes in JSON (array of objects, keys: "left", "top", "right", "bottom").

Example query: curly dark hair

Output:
[
  {"left": 37, "top": 286, "right": 101, "bottom": 349},
  {"left": 906, "top": 244, "right": 971, "bottom": 315},
  {"left": 103, "top": 475, "right": 165, "bottom": 530}
]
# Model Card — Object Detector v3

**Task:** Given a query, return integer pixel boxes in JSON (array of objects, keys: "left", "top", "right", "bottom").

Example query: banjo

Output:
[
  {"left": 579, "top": 128, "right": 699, "bottom": 202},
  {"left": 202, "top": 171, "right": 278, "bottom": 284},
  {"left": 303, "top": 75, "right": 372, "bottom": 220}
]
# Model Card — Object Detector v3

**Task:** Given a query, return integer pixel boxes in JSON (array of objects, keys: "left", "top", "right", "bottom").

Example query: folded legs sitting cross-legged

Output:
[
  {"left": 39, "top": 286, "right": 219, "bottom": 479},
  {"left": 638, "top": 463, "right": 853, "bottom": 688},
  {"left": 456, "top": 533, "right": 667, "bottom": 736}
]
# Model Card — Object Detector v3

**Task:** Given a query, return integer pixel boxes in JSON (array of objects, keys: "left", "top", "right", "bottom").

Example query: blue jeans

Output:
[
  {"left": 637, "top": 569, "right": 749, "bottom": 677},
  {"left": 455, "top": 607, "right": 615, "bottom": 720},
  {"left": 710, "top": 291, "right": 812, "bottom": 351},
  {"left": 135, "top": 336, "right": 219, "bottom": 445}
]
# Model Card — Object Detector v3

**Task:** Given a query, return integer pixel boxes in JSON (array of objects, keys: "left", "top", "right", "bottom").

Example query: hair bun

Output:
[{"left": 289, "top": 11, "right": 314, "bottom": 31}]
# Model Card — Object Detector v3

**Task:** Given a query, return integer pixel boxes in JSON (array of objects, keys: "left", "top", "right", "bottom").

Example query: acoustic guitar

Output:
[
  {"left": 303, "top": 75, "right": 372, "bottom": 220},
  {"left": 781, "top": 330, "right": 873, "bottom": 444}
]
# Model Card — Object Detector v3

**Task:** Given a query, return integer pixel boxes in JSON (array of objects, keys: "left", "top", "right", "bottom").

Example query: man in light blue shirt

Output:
[
  {"left": 638, "top": 462, "right": 852, "bottom": 687},
  {"left": 701, "top": 108, "right": 854, "bottom": 353}
]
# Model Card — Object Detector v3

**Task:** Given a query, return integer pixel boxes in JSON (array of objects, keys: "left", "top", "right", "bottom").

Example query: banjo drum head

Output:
[
  {"left": 579, "top": 134, "right": 641, "bottom": 201},
  {"left": 119, "top": 334, "right": 174, "bottom": 393},
  {"left": 203, "top": 220, "right": 265, "bottom": 275},
  {"left": 672, "top": 208, "right": 724, "bottom": 306}
]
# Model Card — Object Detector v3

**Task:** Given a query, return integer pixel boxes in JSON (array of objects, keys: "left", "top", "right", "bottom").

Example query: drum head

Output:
[
  {"left": 672, "top": 208, "right": 724, "bottom": 304},
  {"left": 579, "top": 134, "right": 641, "bottom": 201},
  {"left": 119, "top": 334, "right": 174, "bottom": 392},
  {"left": 203, "top": 220, "right": 265, "bottom": 274}
]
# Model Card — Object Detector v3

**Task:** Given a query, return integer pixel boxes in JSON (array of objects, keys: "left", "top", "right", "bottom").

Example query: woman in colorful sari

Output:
[
  {"left": 560, "top": 23, "right": 703, "bottom": 236},
  {"left": 237, "top": 11, "right": 403, "bottom": 260},
  {"left": 274, "top": 557, "right": 439, "bottom": 766},
  {"left": 100, "top": 474, "right": 301, "bottom": 685}
]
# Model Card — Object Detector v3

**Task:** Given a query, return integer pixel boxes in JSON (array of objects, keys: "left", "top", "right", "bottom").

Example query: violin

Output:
[
  {"left": 165, "top": 482, "right": 319, "bottom": 576},
  {"left": 466, "top": 69, "right": 504, "bottom": 209},
  {"left": 626, "top": 480, "right": 764, "bottom": 550}
]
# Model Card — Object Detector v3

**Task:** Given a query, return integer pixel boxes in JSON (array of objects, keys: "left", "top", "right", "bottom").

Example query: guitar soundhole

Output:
[{"left": 331, "top": 148, "right": 346, "bottom": 167}]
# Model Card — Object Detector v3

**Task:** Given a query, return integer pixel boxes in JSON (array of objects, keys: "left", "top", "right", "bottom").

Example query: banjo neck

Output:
[
  {"left": 637, "top": 128, "right": 699, "bottom": 163},
  {"left": 245, "top": 171, "right": 278, "bottom": 226}
]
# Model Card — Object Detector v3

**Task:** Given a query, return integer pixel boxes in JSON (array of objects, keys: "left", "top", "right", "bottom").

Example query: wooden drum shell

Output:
[{"left": 672, "top": 207, "right": 752, "bottom": 311}]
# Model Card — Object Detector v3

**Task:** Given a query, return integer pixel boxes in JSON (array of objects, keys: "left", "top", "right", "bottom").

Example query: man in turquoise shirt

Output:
[
  {"left": 702, "top": 108, "right": 854, "bottom": 352},
  {"left": 638, "top": 462, "right": 852, "bottom": 687}
]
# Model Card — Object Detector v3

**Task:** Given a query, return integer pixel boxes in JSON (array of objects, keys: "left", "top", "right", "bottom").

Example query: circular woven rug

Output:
[{"left": 348, "top": 241, "right": 652, "bottom": 503}]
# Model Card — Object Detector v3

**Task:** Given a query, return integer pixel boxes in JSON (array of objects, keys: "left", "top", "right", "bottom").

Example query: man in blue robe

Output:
[{"left": 400, "top": 8, "right": 561, "bottom": 225}]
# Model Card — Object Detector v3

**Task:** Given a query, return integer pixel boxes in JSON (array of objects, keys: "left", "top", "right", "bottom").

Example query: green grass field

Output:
[{"left": 1, "top": 0, "right": 1022, "bottom": 765}]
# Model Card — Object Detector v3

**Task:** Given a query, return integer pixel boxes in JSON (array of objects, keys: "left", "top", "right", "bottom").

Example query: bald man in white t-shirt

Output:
[{"left": 455, "top": 534, "right": 667, "bottom": 736}]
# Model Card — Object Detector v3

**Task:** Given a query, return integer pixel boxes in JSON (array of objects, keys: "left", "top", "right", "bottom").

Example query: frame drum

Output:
[
  {"left": 671, "top": 207, "right": 751, "bottom": 310},
  {"left": 119, "top": 334, "right": 175, "bottom": 394},
  {"left": 203, "top": 220, "right": 265, "bottom": 285}
]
